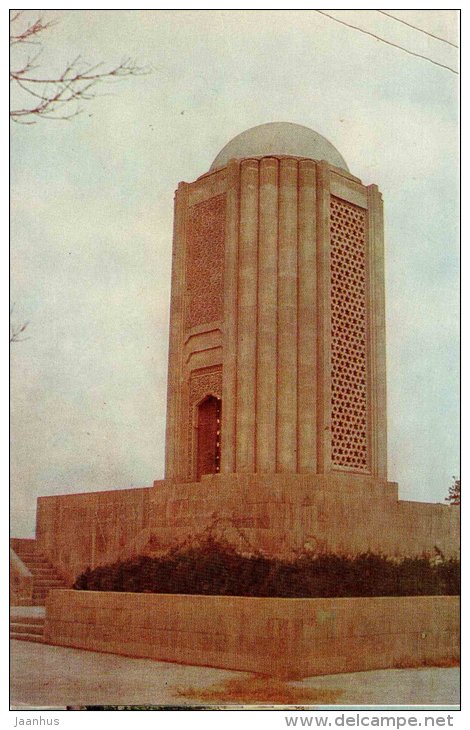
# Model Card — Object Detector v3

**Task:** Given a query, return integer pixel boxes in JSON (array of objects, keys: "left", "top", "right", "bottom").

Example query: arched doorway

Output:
[{"left": 196, "top": 396, "right": 221, "bottom": 480}]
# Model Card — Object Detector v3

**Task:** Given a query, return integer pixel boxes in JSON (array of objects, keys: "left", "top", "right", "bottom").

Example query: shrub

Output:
[{"left": 73, "top": 538, "right": 460, "bottom": 598}]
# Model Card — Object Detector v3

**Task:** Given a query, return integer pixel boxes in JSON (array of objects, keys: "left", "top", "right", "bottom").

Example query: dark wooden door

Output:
[{"left": 196, "top": 396, "right": 221, "bottom": 479}]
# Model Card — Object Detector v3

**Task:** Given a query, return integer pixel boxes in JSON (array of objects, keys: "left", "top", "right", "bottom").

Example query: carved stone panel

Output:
[{"left": 185, "top": 194, "right": 226, "bottom": 330}]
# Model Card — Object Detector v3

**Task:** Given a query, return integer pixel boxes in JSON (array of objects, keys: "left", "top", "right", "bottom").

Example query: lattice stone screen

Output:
[{"left": 329, "top": 196, "right": 369, "bottom": 472}]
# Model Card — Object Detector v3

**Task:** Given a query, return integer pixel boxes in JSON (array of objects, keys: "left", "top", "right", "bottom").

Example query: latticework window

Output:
[{"left": 330, "top": 196, "right": 369, "bottom": 471}]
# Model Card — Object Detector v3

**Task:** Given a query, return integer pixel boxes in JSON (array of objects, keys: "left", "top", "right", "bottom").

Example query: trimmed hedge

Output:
[{"left": 73, "top": 538, "right": 460, "bottom": 598}]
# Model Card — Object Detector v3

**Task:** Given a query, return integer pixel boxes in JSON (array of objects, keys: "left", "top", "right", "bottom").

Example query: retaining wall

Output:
[{"left": 45, "top": 591, "right": 459, "bottom": 679}]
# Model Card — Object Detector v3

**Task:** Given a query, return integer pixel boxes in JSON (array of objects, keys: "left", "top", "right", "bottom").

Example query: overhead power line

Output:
[
  {"left": 315, "top": 10, "right": 458, "bottom": 75},
  {"left": 377, "top": 10, "right": 458, "bottom": 49}
]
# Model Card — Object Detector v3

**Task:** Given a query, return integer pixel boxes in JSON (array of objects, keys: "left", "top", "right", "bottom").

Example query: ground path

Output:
[{"left": 10, "top": 639, "right": 459, "bottom": 709}]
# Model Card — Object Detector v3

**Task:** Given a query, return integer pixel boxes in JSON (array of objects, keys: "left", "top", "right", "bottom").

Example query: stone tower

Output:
[
  {"left": 165, "top": 122, "right": 387, "bottom": 485},
  {"left": 29, "top": 123, "right": 459, "bottom": 579}
]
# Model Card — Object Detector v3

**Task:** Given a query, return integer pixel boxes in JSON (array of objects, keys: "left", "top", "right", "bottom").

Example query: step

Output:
[
  {"left": 33, "top": 586, "right": 65, "bottom": 594},
  {"left": 10, "top": 632, "right": 44, "bottom": 643},
  {"left": 10, "top": 623, "right": 44, "bottom": 636},
  {"left": 22, "top": 564, "right": 51, "bottom": 571},
  {"left": 14, "top": 549, "right": 39, "bottom": 555},
  {"left": 23, "top": 564, "right": 66, "bottom": 580},
  {"left": 10, "top": 615, "right": 45, "bottom": 626},
  {"left": 32, "top": 586, "right": 63, "bottom": 601},
  {"left": 29, "top": 567, "right": 59, "bottom": 574},
  {"left": 11, "top": 538, "right": 36, "bottom": 547},
  {"left": 33, "top": 576, "right": 64, "bottom": 588}
]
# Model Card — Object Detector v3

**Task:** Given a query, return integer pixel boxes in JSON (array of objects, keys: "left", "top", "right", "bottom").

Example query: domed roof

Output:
[{"left": 210, "top": 122, "right": 348, "bottom": 172}]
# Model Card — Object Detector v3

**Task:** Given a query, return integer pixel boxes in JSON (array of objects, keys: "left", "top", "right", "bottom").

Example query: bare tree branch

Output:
[
  {"left": 10, "top": 322, "right": 30, "bottom": 343},
  {"left": 10, "top": 12, "right": 151, "bottom": 340},
  {"left": 10, "top": 305, "right": 30, "bottom": 343},
  {"left": 10, "top": 14, "right": 55, "bottom": 46},
  {"left": 10, "top": 11, "right": 150, "bottom": 123}
]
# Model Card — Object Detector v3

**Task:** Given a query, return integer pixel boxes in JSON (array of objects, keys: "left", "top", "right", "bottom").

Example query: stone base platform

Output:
[
  {"left": 44, "top": 590, "right": 459, "bottom": 679},
  {"left": 33, "top": 472, "right": 459, "bottom": 583}
]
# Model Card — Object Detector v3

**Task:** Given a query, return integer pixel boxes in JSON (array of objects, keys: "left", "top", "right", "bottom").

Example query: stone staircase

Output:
[
  {"left": 10, "top": 612, "right": 45, "bottom": 643},
  {"left": 11, "top": 539, "right": 68, "bottom": 606}
]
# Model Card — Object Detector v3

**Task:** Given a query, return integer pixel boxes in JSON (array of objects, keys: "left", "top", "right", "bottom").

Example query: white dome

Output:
[{"left": 210, "top": 122, "right": 348, "bottom": 172}]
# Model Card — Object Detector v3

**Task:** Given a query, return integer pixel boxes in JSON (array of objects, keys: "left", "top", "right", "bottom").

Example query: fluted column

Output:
[
  {"left": 316, "top": 161, "right": 332, "bottom": 473},
  {"left": 165, "top": 182, "right": 188, "bottom": 479},
  {"left": 277, "top": 159, "right": 298, "bottom": 472},
  {"left": 221, "top": 161, "right": 240, "bottom": 473},
  {"left": 256, "top": 158, "right": 278, "bottom": 472},
  {"left": 367, "top": 184, "right": 387, "bottom": 479},
  {"left": 236, "top": 160, "right": 259, "bottom": 472},
  {"left": 298, "top": 160, "right": 317, "bottom": 473}
]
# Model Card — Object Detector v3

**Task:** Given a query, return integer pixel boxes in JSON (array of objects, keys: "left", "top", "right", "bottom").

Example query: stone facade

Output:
[{"left": 165, "top": 155, "right": 387, "bottom": 483}]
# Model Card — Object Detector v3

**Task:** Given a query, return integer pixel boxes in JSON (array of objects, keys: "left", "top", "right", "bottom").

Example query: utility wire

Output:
[
  {"left": 377, "top": 10, "right": 458, "bottom": 49},
  {"left": 315, "top": 10, "right": 458, "bottom": 75}
]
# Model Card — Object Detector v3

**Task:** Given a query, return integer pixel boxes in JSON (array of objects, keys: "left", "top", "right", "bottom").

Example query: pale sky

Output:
[{"left": 10, "top": 10, "right": 459, "bottom": 537}]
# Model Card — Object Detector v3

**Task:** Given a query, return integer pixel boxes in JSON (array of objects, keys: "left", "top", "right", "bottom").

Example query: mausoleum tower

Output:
[{"left": 165, "top": 122, "right": 387, "bottom": 483}]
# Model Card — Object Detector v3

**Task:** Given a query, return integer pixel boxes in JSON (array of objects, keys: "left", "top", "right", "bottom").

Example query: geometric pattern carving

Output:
[
  {"left": 330, "top": 196, "right": 369, "bottom": 472},
  {"left": 188, "top": 365, "right": 222, "bottom": 478},
  {"left": 185, "top": 194, "right": 226, "bottom": 330}
]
